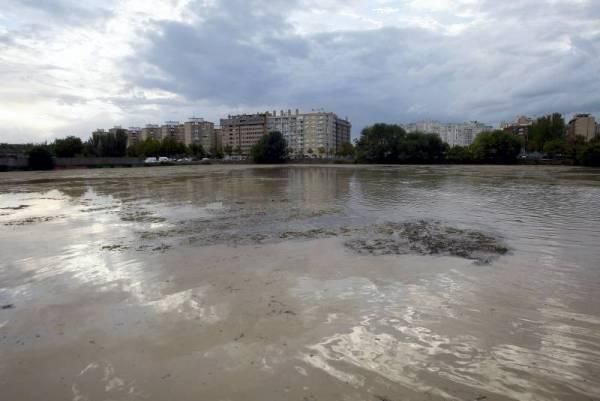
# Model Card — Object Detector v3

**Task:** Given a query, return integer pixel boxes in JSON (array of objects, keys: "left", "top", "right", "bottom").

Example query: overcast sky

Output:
[{"left": 1, "top": 0, "right": 599, "bottom": 143}]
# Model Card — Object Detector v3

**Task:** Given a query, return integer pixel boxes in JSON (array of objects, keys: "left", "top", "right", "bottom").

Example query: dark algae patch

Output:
[{"left": 345, "top": 221, "right": 508, "bottom": 263}]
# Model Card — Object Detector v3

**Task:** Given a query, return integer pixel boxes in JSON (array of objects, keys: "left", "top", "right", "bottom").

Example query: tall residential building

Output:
[
  {"left": 214, "top": 127, "right": 223, "bottom": 152},
  {"left": 266, "top": 109, "right": 352, "bottom": 156},
  {"left": 127, "top": 127, "right": 143, "bottom": 147},
  {"left": 142, "top": 124, "right": 161, "bottom": 141},
  {"left": 161, "top": 121, "right": 186, "bottom": 143},
  {"left": 403, "top": 120, "right": 492, "bottom": 147},
  {"left": 501, "top": 116, "right": 533, "bottom": 139},
  {"left": 184, "top": 118, "right": 217, "bottom": 149},
  {"left": 568, "top": 114, "right": 597, "bottom": 142},
  {"left": 220, "top": 113, "right": 268, "bottom": 155}
]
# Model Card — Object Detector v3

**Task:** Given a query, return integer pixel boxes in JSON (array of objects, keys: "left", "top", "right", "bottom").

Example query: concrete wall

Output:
[{"left": 0, "top": 156, "right": 28, "bottom": 170}]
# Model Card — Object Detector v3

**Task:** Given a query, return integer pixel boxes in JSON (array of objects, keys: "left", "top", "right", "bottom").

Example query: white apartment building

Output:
[
  {"left": 403, "top": 120, "right": 493, "bottom": 147},
  {"left": 267, "top": 109, "right": 351, "bottom": 156}
]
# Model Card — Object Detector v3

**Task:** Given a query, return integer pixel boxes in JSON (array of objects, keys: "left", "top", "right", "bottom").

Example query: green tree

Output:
[
  {"left": 251, "top": 131, "right": 288, "bottom": 164},
  {"left": 189, "top": 143, "right": 206, "bottom": 158},
  {"left": 337, "top": 142, "right": 356, "bottom": 158},
  {"left": 224, "top": 145, "right": 233, "bottom": 156},
  {"left": 307, "top": 148, "right": 313, "bottom": 155},
  {"left": 528, "top": 113, "right": 565, "bottom": 151},
  {"left": 355, "top": 124, "right": 447, "bottom": 163},
  {"left": 578, "top": 139, "right": 600, "bottom": 167},
  {"left": 471, "top": 131, "right": 522, "bottom": 164},
  {"left": 28, "top": 146, "right": 54, "bottom": 170},
  {"left": 447, "top": 145, "right": 473, "bottom": 164},
  {"left": 543, "top": 138, "right": 568, "bottom": 159},
  {"left": 160, "top": 137, "right": 186, "bottom": 157},
  {"left": 318, "top": 147, "right": 326, "bottom": 158},
  {"left": 234, "top": 146, "right": 242, "bottom": 155},
  {"left": 54, "top": 136, "right": 83, "bottom": 157},
  {"left": 355, "top": 124, "right": 406, "bottom": 163}
]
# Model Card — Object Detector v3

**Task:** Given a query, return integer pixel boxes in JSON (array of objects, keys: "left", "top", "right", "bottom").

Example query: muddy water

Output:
[{"left": 1, "top": 165, "right": 600, "bottom": 401}]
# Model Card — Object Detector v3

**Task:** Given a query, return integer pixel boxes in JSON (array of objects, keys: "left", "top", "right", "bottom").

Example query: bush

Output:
[
  {"left": 578, "top": 142, "right": 600, "bottom": 167},
  {"left": 54, "top": 136, "right": 83, "bottom": 157},
  {"left": 28, "top": 146, "right": 54, "bottom": 170},
  {"left": 251, "top": 131, "right": 288, "bottom": 163},
  {"left": 471, "top": 131, "right": 522, "bottom": 164}
]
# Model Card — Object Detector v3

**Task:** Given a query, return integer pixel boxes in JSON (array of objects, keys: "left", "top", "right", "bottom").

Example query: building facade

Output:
[
  {"left": 160, "top": 121, "right": 186, "bottom": 144},
  {"left": 220, "top": 114, "right": 268, "bottom": 155},
  {"left": 403, "top": 120, "right": 493, "bottom": 147},
  {"left": 266, "top": 109, "right": 352, "bottom": 156},
  {"left": 126, "top": 127, "right": 143, "bottom": 147},
  {"left": 142, "top": 124, "right": 161, "bottom": 141},
  {"left": 184, "top": 118, "right": 216, "bottom": 149},
  {"left": 568, "top": 114, "right": 597, "bottom": 142}
]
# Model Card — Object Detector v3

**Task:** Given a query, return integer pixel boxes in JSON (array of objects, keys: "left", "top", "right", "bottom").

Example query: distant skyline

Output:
[{"left": 1, "top": 0, "right": 599, "bottom": 143}]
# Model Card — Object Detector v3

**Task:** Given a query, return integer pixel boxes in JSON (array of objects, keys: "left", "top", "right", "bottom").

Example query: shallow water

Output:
[{"left": 1, "top": 165, "right": 600, "bottom": 401}]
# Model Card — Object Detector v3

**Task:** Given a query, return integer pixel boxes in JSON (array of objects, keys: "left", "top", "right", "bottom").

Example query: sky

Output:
[{"left": 1, "top": 0, "right": 599, "bottom": 143}]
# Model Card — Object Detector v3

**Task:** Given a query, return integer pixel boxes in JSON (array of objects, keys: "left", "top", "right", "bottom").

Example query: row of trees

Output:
[
  {"left": 125, "top": 137, "right": 221, "bottom": 158},
  {"left": 354, "top": 124, "right": 522, "bottom": 164}
]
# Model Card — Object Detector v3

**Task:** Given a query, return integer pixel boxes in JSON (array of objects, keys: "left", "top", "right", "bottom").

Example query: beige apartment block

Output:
[
  {"left": 184, "top": 118, "right": 217, "bottom": 149},
  {"left": 126, "top": 127, "right": 143, "bottom": 147},
  {"left": 267, "top": 109, "right": 352, "bottom": 156},
  {"left": 220, "top": 114, "right": 268, "bottom": 155},
  {"left": 161, "top": 121, "right": 186, "bottom": 144},
  {"left": 568, "top": 114, "right": 597, "bottom": 142},
  {"left": 142, "top": 124, "right": 161, "bottom": 141}
]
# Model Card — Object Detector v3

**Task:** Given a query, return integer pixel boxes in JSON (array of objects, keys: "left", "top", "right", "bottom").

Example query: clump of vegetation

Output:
[
  {"left": 28, "top": 146, "right": 54, "bottom": 170},
  {"left": 251, "top": 131, "right": 288, "bottom": 163},
  {"left": 355, "top": 124, "right": 446, "bottom": 163}
]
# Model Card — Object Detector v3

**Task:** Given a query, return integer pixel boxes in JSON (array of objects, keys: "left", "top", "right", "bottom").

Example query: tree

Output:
[
  {"left": 318, "top": 147, "right": 326, "bottom": 158},
  {"left": 471, "top": 130, "right": 522, "bottom": 164},
  {"left": 578, "top": 139, "right": 600, "bottom": 167},
  {"left": 528, "top": 113, "right": 565, "bottom": 151},
  {"left": 337, "top": 142, "right": 356, "bottom": 158},
  {"left": 355, "top": 124, "right": 406, "bottom": 163},
  {"left": 189, "top": 143, "right": 206, "bottom": 158},
  {"left": 224, "top": 145, "right": 233, "bottom": 156},
  {"left": 543, "top": 138, "right": 568, "bottom": 159},
  {"left": 54, "top": 136, "right": 83, "bottom": 157},
  {"left": 355, "top": 124, "right": 447, "bottom": 163},
  {"left": 160, "top": 137, "right": 186, "bottom": 157},
  {"left": 234, "top": 146, "right": 242, "bottom": 155},
  {"left": 307, "top": 148, "right": 314, "bottom": 155},
  {"left": 28, "top": 146, "right": 54, "bottom": 170},
  {"left": 447, "top": 145, "right": 473, "bottom": 164},
  {"left": 251, "top": 131, "right": 288, "bottom": 164}
]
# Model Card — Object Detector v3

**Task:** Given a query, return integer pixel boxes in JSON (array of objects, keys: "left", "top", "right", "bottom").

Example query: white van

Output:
[{"left": 144, "top": 157, "right": 158, "bottom": 164}]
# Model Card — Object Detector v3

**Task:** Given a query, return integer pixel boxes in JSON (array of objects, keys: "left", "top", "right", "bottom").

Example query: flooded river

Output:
[{"left": 1, "top": 165, "right": 600, "bottom": 401}]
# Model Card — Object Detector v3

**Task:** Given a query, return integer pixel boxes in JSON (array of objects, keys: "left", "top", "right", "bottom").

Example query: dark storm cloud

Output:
[{"left": 125, "top": 0, "right": 600, "bottom": 129}]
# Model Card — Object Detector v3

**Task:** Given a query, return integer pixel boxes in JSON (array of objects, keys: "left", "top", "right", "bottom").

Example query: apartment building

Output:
[
  {"left": 568, "top": 114, "right": 597, "bottom": 142},
  {"left": 142, "top": 124, "right": 161, "bottom": 141},
  {"left": 126, "top": 127, "right": 143, "bottom": 147},
  {"left": 267, "top": 109, "right": 352, "bottom": 156},
  {"left": 403, "top": 120, "right": 492, "bottom": 147},
  {"left": 161, "top": 121, "right": 186, "bottom": 144},
  {"left": 220, "top": 113, "right": 268, "bottom": 155},
  {"left": 184, "top": 118, "right": 217, "bottom": 149}
]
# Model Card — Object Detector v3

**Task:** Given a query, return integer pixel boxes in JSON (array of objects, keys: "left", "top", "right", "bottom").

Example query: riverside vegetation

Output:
[{"left": 8, "top": 112, "right": 600, "bottom": 170}]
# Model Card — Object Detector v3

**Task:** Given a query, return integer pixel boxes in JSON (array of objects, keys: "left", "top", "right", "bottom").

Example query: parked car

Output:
[
  {"left": 144, "top": 157, "right": 158, "bottom": 164},
  {"left": 158, "top": 157, "right": 171, "bottom": 163}
]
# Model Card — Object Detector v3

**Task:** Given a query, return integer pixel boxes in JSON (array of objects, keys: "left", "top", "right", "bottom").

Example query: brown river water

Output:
[{"left": 1, "top": 165, "right": 600, "bottom": 401}]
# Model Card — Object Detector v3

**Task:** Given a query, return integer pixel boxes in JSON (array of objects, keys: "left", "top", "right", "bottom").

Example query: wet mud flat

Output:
[{"left": 1, "top": 165, "right": 600, "bottom": 401}]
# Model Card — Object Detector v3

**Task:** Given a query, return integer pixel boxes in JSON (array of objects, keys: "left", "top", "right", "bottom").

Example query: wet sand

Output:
[{"left": 1, "top": 165, "right": 600, "bottom": 400}]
